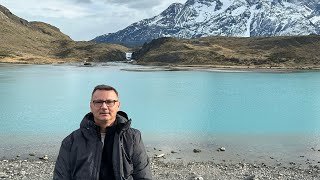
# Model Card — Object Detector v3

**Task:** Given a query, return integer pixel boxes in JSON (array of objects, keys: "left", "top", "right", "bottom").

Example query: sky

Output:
[{"left": 0, "top": 0, "right": 187, "bottom": 41}]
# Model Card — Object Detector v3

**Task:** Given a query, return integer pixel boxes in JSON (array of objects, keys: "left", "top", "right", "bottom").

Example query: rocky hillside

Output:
[
  {"left": 0, "top": 5, "right": 128, "bottom": 64},
  {"left": 132, "top": 35, "right": 320, "bottom": 69}
]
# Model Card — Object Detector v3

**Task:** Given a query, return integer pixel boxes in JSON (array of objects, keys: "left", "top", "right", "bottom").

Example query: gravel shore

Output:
[
  {"left": 1, "top": 135, "right": 320, "bottom": 179},
  {"left": 1, "top": 157, "right": 320, "bottom": 180}
]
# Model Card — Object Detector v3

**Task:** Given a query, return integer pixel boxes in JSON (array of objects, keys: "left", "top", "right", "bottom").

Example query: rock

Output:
[
  {"left": 289, "top": 162, "right": 296, "bottom": 165},
  {"left": 19, "top": 171, "right": 26, "bottom": 176},
  {"left": 0, "top": 172, "right": 8, "bottom": 178},
  {"left": 243, "top": 175, "right": 255, "bottom": 180},
  {"left": 193, "top": 149, "right": 201, "bottom": 153},
  {"left": 217, "top": 147, "right": 226, "bottom": 152},
  {"left": 39, "top": 155, "right": 49, "bottom": 160},
  {"left": 193, "top": 175, "right": 204, "bottom": 180},
  {"left": 29, "top": 153, "right": 36, "bottom": 156},
  {"left": 171, "top": 150, "right": 178, "bottom": 153},
  {"left": 154, "top": 154, "right": 165, "bottom": 158},
  {"left": 83, "top": 62, "right": 92, "bottom": 66},
  {"left": 189, "top": 173, "right": 204, "bottom": 180}
]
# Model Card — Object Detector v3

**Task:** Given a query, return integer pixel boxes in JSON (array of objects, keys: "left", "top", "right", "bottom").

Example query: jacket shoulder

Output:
[
  {"left": 125, "top": 128, "right": 142, "bottom": 137},
  {"left": 61, "top": 129, "right": 83, "bottom": 146},
  {"left": 123, "top": 128, "right": 144, "bottom": 145}
]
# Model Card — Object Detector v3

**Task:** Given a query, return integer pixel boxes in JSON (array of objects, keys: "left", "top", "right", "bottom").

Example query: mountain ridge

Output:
[{"left": 92, "top": 0, "right": 320, "bottom": 46}]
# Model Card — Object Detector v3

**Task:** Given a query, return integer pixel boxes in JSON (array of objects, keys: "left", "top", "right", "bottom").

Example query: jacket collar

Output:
[{"left": 80, "top": 111, "right": 131, "bottom": 135}]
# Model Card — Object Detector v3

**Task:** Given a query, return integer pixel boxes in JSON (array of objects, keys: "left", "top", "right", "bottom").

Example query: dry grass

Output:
[
  {"left": 0, "top": 53, "right": 73, "bottom": 64},
  {"left": 133, "top": 36, "right": 320, "bottom": 68}
]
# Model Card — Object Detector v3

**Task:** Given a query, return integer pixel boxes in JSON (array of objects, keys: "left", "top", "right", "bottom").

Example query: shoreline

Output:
[
  {"left": 1, "top": 138, "right": 319, "bottom": 167},
  {"left": 2, "top": 139, "right": 320, "bottom": 170},
  {"left": 1, "top": 133, "right": 320, "bottom": 171},
  {"left": 121, "top": 63, "right": 320, "bottom": 73},
  {"left": 1, "top": 60, "right": 320, "bottom": 73}
]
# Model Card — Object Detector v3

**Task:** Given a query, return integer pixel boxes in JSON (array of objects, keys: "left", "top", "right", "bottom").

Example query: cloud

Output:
[
  {"left": 76, "top": 0, "right": 92, "bottom": 3},
  {"left": 38, "top": 6, "right": 92, "bottom": 19},
  {"left": 106, "top": 0, "right": 186, "bottom": 10},
  {"left": 0, "top": 0, "right": 187, "bottom": 40},
  {"left": 1, "top": 0, "right": 94, "bottom": 19},
  {"left": 104, "top": 0, "right": 163, "bottom": 9}
]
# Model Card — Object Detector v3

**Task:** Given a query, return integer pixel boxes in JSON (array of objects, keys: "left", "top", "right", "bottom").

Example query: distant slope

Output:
[
  {"left": 132, "top": 35, "right": 320, "bottom": 69},
  {"left": 0, "top": 5, "right": 128, "bottom": 64},
  {"left": 0, "top": 5, "right": 69, "bottom": 57}
]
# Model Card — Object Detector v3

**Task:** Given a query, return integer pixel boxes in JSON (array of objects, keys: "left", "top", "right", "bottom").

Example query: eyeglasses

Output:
[{"left": 92, "top": 100, "right": 118, "bottom": 108}]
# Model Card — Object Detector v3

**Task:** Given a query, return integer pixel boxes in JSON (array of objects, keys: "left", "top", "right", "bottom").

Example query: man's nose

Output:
[{"left": 101, "top": 102, "right": 109, "bottom": 108}]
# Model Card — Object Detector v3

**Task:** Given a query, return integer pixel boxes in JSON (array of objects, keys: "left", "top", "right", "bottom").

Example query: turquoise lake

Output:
[{"left": 1, "top": 63, "right": 320, "bottom": 162}]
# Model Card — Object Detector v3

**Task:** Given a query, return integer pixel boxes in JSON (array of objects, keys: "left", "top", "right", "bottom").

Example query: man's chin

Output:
[
  {"left": 97, "top": 117, "right": 110, "bottom": 122},
  {"left": 98, "top": 115, "right": 115, "bottom": 121},
  {"left": 99, "top": 113, "right": 110, "bottom": 118}
]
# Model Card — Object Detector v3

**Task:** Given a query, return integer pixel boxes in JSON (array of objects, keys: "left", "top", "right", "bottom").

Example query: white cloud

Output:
[
  {"left": 1, "top": 0, "right": 93, "bottom": 19},
  {"left": 0, "top": 0, "right": 187, "bottom": 40}
]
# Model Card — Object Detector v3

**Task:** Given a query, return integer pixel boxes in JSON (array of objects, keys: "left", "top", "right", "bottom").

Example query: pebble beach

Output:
[
  {"left": 1, "top": 145, "right": 320, "bottom": 180},
  {"left": 1, "top": 158, "right": 320, "bottom": 180}
]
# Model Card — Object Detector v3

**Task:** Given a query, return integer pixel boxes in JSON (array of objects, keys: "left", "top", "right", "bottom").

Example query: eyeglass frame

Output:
[{"left": 92, "top": 99, "right": 119, "bottom": 108}]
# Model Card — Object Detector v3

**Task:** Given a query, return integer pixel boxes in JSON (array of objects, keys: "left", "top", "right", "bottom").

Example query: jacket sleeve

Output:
[
  {"left": 132, "top": 130, "right": 152, "bottom": 180},
  {"left": 53, "top": 136, "right": 72, "bottom": 180}
]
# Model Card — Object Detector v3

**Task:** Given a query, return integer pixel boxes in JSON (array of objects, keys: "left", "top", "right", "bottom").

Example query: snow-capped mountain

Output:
[{"left": 92, "top": 0, "right": 320, "bottom": 46}]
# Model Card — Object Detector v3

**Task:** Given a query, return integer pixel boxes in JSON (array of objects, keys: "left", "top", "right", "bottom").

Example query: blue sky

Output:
[{"left": 0, "top": 0, "right": 186, "bottom": 41}]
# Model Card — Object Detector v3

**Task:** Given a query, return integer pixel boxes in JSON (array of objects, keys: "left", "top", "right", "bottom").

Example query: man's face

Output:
[{"left": 90, "top": 90, "right": 120, "bottom": 127}]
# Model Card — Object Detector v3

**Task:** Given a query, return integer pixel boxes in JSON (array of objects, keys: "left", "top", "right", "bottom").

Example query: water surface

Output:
[{"left": 0, "top": 63, "right": 319, "bottom": 163}]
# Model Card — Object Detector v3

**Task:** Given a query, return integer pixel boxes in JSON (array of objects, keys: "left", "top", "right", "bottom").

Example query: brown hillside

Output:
[
  {"left": 133, "top": 36, "right": 320, "bottom": 69},
  {"left": 0, "top": 5, "right": 128, "bottom": 64}
]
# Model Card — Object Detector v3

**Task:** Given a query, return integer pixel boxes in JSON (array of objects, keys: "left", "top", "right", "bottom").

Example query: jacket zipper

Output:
[
  {"left": 95, "top": 135, "right": 103, "bottom": 180},
  {"left": 118, "top": 131, "right": 124, "bottom": 180}
]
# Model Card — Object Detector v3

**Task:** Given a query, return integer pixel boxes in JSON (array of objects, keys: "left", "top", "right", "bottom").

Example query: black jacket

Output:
[{"left": 53, "top": 111, "right": 152, "bottom": 180}]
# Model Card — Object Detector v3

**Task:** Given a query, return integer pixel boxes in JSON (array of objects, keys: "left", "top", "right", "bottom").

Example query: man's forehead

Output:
[{"left": 92, "top": 90, "right": 118, "bottom": 97}]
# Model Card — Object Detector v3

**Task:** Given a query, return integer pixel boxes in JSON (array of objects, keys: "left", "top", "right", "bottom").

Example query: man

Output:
[{"left": 53, "top": 85, "right": 152, "bottom": 180}]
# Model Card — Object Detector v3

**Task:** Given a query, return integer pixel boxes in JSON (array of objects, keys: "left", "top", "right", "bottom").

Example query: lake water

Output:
[{"left": 1, "top": 63, "right": 320, "bottom": 163}]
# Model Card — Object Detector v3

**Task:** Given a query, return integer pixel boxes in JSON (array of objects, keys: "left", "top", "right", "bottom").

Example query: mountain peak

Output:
[{"left": 160, "top": 2, "right": 184, "bottom": 19}]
